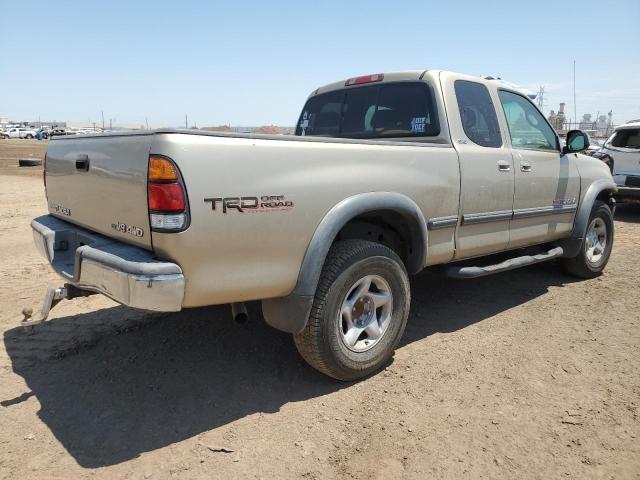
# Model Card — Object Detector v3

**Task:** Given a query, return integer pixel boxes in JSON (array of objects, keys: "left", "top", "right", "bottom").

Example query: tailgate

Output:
[{"left": 45, "top": 134, "right": 153, "bottom": 249}]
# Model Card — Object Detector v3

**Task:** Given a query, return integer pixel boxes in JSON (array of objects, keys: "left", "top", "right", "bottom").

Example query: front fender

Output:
[{"left": 560, "top": 178, "right": 617, "bottom": 258}]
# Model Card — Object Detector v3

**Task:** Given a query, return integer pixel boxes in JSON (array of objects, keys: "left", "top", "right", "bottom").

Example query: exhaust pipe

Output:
[{"left": 231, "top": 302, "right": 249, "bottom": 324}]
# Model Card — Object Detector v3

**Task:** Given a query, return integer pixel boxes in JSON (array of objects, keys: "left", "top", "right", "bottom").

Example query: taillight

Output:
[
  {"left": 43, "top": 153, "right": 47, "bottom": 190},
  {"left": 148, "top": 155, "right": 189, "bottom": 232},
  {"left": 149, "top": 183, "right": 185, "bottom": 211},
  {"left": 345, "top": 73, "right": 384, "bottom": 86}
]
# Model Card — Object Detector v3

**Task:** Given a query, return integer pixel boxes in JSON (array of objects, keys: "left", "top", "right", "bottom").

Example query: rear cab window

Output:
[{"left": 296, "top": 82, "right": 440, "bottom": 140}]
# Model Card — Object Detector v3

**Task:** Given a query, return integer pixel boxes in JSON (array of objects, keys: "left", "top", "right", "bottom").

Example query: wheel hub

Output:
[
  {"left": 585, "top": 217, "right": 607, "bottom": 265},
  {"left": 352, "top": 297, "right": 373, "bottom": 327},
  {"left": 339, "top": 275, "right": 393, "bottom": 353}
]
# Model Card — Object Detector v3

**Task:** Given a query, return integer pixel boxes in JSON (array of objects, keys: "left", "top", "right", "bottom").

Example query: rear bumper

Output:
[{"left": 31, "top": 215, "right": 184, "bottom": 311}]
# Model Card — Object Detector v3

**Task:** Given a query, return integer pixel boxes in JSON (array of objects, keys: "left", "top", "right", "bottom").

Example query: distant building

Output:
[{"left": 548, "top": 102, "right": 566, "bottom": 131}]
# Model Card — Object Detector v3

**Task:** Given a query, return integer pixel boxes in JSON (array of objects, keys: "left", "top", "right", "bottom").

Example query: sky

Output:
[{"left": 1, "top": 0, "right": 639, "bottom": 128}]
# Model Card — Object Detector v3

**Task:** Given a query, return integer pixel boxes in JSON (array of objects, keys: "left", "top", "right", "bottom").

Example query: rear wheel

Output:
[
  {"left": 562, "top": 200, "right": 613, "bottom": 278},
  {"left": 294, "top": 239, "right": 410, "bottom": 381}
]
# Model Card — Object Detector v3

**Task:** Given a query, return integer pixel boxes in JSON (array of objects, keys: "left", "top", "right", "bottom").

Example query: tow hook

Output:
[{"left": 21, "top": 284, "right": 95, "bottom": 331}]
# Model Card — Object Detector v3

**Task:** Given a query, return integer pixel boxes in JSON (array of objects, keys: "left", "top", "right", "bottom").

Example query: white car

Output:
[
  {"left": 6, "top": 127, "right": 38, "bottom": 139},
  {"left": 594, "top": 121, "right": 640, "bottom": 202}
]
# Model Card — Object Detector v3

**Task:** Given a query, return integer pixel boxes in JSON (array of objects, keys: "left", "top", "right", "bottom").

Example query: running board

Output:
[{"left": 447, "top": 246, "right": 564, "bottom": 279}]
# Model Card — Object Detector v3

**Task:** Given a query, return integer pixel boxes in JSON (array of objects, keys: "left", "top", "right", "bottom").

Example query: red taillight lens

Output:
[{"left": 148, "top": 183, "right": 185, "bottom": 212}]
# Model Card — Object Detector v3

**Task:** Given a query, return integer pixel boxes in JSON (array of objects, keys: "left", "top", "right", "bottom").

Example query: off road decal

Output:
[{"left": 204, "top": 195, "right": 294, "bottom": 213}]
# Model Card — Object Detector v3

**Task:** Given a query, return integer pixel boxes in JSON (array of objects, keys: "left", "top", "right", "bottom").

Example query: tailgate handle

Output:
[{"left": 75, "top": 154, "right": 90, "bottom": 171}]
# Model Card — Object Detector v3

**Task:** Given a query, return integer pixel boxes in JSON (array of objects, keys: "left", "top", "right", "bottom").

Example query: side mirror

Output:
[{"left": 563, "top": 130, "right": 590, "bottom": 154}]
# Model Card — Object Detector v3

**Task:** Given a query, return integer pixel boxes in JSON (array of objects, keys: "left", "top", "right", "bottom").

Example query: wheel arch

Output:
[
  {"left": 262, "top": 192, "right": 428, "bottom": 334},
  {"left": 559, "top": 178, "right": 617, "bottom": 258}
]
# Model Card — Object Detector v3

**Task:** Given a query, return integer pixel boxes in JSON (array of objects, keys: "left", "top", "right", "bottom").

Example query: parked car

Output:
[
  {"left": 585, "top": 137, "right": 604, "bottom": 156},
  {"left": 49, "top": 128, "right": 75, "bottom": 137},
  {"left": 25, "top": 70, "right": 616, "bottom": 380},
  {"left": 593, "top": 121, "right": 640, "bottom": 203},
  {"left": 37, "top": 127, "right": 52, "bottom": 139},
  {"left": 0, "top": 130, "right": 9, "bottom": 139},
  {"left": 6, "top": 127, "right": 38, "bottom": 139}
]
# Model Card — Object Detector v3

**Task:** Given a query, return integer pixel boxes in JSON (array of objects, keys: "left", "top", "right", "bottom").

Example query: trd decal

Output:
[{"left": 204, "top": 195, "right": 294, "bottom": 213}]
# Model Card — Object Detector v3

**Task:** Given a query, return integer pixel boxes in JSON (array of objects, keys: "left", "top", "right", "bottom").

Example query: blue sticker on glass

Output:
[{"left": 410, "top": 117, "right": 426, "bottom": 133}]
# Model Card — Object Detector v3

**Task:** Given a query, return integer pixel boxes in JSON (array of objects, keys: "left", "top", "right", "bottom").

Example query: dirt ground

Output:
[{"left": 0, "top": 138, "right": 638, "bottom": 479}]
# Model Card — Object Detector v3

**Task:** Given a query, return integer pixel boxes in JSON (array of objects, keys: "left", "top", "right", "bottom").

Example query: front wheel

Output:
[
  {"left": 294, "top": 239, "right": 410, "bottom": 381},
  {"left": 561, "top": 200, "right": 614, "bottom": 278}
]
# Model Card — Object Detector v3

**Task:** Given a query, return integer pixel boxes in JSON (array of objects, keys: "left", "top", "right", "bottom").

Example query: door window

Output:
[
  {"left": 498, "top": 90, "right": 558, "bottom": 151},
  {"left": 454, "top": 80, "right": 502, "bottom": 148}
]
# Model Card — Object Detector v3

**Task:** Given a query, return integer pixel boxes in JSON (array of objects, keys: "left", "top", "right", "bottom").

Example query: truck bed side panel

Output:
[{"left": 150, "top": 133, "right": 460, "bottom": 307}]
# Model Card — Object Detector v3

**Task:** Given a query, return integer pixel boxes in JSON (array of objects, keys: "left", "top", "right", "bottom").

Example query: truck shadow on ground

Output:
[
  {"left": 3, "top": 261, "right": 577, "bottom": 468},
  {"left": 614, "top": 204, "right": 640, "bottom": 224}
]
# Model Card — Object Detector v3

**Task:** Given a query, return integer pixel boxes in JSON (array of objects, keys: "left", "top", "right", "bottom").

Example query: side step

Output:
[{"left": 447, "top": 246, "right": 564, "bottom": 279}]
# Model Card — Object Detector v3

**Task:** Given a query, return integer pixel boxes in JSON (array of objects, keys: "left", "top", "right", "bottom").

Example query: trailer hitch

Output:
[{"left": 21, "top": 284, "right": 95, "bottom": 331}]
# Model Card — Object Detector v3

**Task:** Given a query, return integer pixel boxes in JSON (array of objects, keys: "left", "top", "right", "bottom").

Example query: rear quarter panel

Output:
[{"left": 150, "top": 133, "right": 460, "bottom": 307}]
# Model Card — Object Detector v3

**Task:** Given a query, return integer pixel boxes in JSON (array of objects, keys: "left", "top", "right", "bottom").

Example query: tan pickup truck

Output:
[{"left": 27, "top": 70, "right": 616, "bottom": 380}]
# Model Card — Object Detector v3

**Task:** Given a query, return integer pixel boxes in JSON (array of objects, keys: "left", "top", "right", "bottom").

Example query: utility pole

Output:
[
  {"left": 109, "top": 118, "right": 112, "bottom": 130},
  {"left": 145, "top": 117, "right": 149, "bottom": 130},
  {"left": 185, "top": 114, "right": 188, "bottom": 129},
  {"left": 573, "top": 60, "right": 577, "bottom": 129},
  {"left": 101, "top": 111, "right": 105, "bottom": 130}
]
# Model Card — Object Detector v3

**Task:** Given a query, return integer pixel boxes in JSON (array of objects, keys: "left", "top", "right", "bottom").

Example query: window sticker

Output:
[
  {"left": 410, "top": 116, "right": 426, "bottom": 133},
  {"left": 299, "top": 112, "right": 309, "bottom": 135}
]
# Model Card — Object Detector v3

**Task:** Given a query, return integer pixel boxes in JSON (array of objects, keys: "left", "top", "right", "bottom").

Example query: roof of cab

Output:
[
  {"left": 310, "top": 70, "right": 433, "bottom": 97},
  {"left": 616, "top": 120, "right": 640, "bottom": 130},
  {"left": 307, "top": 69, "right": 532, "bottom": 100}
]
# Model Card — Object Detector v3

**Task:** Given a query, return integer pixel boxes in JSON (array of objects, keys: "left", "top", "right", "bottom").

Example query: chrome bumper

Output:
[{"left": 31, "top": 215, "right": 184, "bottom": 312}]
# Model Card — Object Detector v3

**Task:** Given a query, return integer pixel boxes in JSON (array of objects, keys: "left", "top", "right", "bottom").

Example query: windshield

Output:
[
  {"left": 608, "top": 128, "right": 640, "bottom": 149},
  {"left": 295, "top": 82, "right": 440, "bottom": 139}
]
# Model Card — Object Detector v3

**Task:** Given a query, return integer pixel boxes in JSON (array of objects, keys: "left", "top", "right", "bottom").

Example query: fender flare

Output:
[
  {"left": 262, "top": 192, "right": 428, "bottom": 334},
  {"left": 560, "top": 178, "right": 617, "bottom": 258}
]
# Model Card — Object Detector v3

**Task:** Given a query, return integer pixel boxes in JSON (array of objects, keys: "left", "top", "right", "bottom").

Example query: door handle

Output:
[
  {"left": 520, "top": 162, "right": 532, "bottom": 172},
  {"left": 497, "top": 161, "right": 511, "bottom": 172}
]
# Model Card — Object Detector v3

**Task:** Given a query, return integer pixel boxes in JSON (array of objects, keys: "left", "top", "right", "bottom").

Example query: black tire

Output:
[
  {"left": 561, "top": 200, "right": 613, "bottom": 278},
  {"left": 18, "top": 158, "right": 42, "bottom": 167},
  {"left": 294, "top": 239, "right": 410, "bottom": 381},
  {"left": 25, "top": 134, "right": 33, "bottom": 139}
]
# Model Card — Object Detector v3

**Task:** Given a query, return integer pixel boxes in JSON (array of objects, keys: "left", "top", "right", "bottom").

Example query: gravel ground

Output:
[{"left": 0, "top": 140, "right": 638, "bottom": 479}]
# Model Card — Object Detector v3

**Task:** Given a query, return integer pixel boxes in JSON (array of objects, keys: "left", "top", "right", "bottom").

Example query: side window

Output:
[
  {"left": 498, "top": 90, "right": 558, "bottom": 151},
  {"left": 454, "top": 80, "right": 502, "bottom": 148}
]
